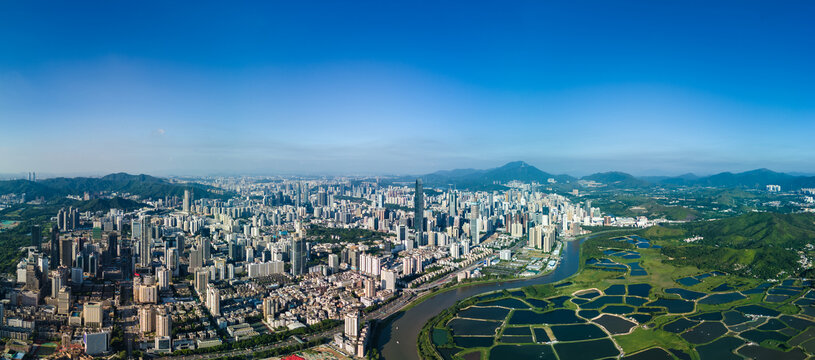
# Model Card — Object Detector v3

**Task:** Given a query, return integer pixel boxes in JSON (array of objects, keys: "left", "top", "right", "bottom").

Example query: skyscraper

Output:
[
  {"left": 31, "top": 225, "right": 41, "bottom": 250},
  {"left": 295, "top": 181, "right": 301, "bottom": 210},
  {"left": 202, "top": 237, "right": 211, "bottom": 261},
  {"left": 50, "top": 225, "right": 60, "bottom": 270},
  {"left": 139, "top": 237, "right": 151, "bottom": 267},
  {"left": 448, "top": 190, "right": 457, "bottom": 217},
  {"left": 290, "top": 237, "right": 306, "bottom": 275},
  {"left": 470, "top": 202, "right": 479, "bottom": 244},
  {"left": 106, "top": 233, "right": 118, "bottom": 265},
  {"left": 183, "top": 189, "right": 191, "bottom": 213},
  {"left": 60, "top": 239, "right": 73, "bottom": 268},
  {"left": 414, "top": 179, "right": 423, "bottom": 246}
]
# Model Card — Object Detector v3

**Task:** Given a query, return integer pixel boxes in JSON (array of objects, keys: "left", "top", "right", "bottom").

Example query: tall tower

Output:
[
  {"left": 31, "top": 225, "right": 41, "bottom": 250},
  {"left": 290, "top": 237, "right": 306, "bottom": 276},
  {"left": 414, "top": 179, "right": 424, "bottom": 246},
  {"left": 139, "top": 237, "right": 151, "bottom": 267},
  {"left": 60, "top": 239, "right": 73, "bottom": 268},
  {"left": 470, "top": 202, "right": 479, "bottom": 244},
  {"left": 295, "top": 181, "right": 301, "bottom": 210},
  {"left": 50, "top": 225, "right": 60, "bottom": 270},
  {"left": 183, "top": 189, "right": 191, "bottom": 213},
  {"left": 448, "top": 190, "right": 457, "bottom": 217}
]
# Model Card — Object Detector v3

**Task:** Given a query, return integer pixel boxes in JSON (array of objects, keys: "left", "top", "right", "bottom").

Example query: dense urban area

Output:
[{"left": 1, "top": 162, "right": 815, "bottom": 360}]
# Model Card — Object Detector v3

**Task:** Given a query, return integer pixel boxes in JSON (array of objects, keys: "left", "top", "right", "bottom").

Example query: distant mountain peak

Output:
[
  {"left": 743, "top": 168, "right": 780, "bottom": 175},
  {"left": 417, "top": 161, "right": 574, "bottom": 190},
  {"left": 500, "top": 161, "right": 531, "bottom": 168}
]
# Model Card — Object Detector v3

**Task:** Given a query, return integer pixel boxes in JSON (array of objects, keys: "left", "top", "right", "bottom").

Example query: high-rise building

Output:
[
  {"left": 189, "top": 246, "right": 203, "bottom": 270},
  {"left": 83, "top": 332, "right": 109, "bottom": 355},
  {"left": 344, "top": 312, "right": 359, "bottom": 339},
  {"left": 88, "top": 252, "right": 98, "bottom": 276},
  {"left": 31, "top": 225, "right": 41, "bottom": 250},
  {"left": 50, "top": 226, "right": 60, "bottom": 270},
  {"left": 542, "top": 227, "right": 554, "bottom": 252},
  {"left": 131, "top": 219, "right": 142, "bottom": 241},
  {"left": 290, "top": 237, "right": 306, "bottom": 276},
  {"left": 206, "top": 285, "right": 220, "bottom": 316},
  {"left": 488, "top": 192, "right": 494, "bottom": 217},
  {"left": 470, "top": 202, "right": 480, "bottom": 244},
  {"left": 57, "top": 286, "right": 71, "bottom": 314},
  {"left": 528, "top": 225, "right": 542, "bottom": 249},
  {"left": 139, "top": 306, "right": 155, "bottom": 333},
  {"left": 448, "top": 190, "right": 457, "bottom": 217},
  {"left": 167, "top": 247, "right": 179, "bottom": 276},
  {"left": 295, "top": 181, "right": 301, "bottom": 210},
  {"left": 414, "top": 179, "right": 424, "bottom": 246},
  {"left": 107, "top": 232, "right": 118, "bottom": 261},
  {"left": 450, "top": 241, "right": 460, "bottom": 259},
  {"left": 364, "top": 278, "right": 376, "bottom": 297},
  {"left": 156, "top": 266, "right": 170, "bottom": 290},
  {"left": 328, "top": 253, "right": 339, "bottom": 273},
  {"left": 60, "top": 239, "right": 73, "bottom": 268},
  {"left": 183, "top": 189, "right": 191, "bottom": 213},
  {"left": 50, "top": 269, "right": 65, "bottom": 297},
  {"left": 57, "top": 209, "right": 65, "bottom": 231},
  {"left": 382, "top": 269, "right": 396, "bottom": 291},
  {"left": 194, "top": 269, "right": 208, "bottom": 296},
  {"left": 262, "top": 297, "right": 276, "bottom": 320},
  {"left": 24, "top": 263, "right": 41, "bottom": 291},
  {"left": 139, "top": 237, "right": 151, "bottom": 267},
  {"left": 202, "top": 237, "right": 211, "bottom": 261},
  {"left": 397, "top": 225, "right": 407, "bottom": 245},
  {"left": 156, "top": 305, "right": 172, "bottom": 337},
  {"left": 84, "top": 302, "right": 103, "bottom": 328}
]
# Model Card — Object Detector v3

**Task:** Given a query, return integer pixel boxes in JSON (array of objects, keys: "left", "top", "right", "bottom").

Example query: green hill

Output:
[
  {"left": 685, "top": 212, "right": 815, "bottom": 249},
  {"left": 0, "top": 179, "right": 62, "bottom": 199},
  {"left": 0, "top": 173, "right": 231, "bottom": 200},
  {"left": 77, "top": 197, "right": 147, "bottom": 212},
  {"left": 659, "top": 168, "right": 815, "bottom": 190},
  {"left": 417, "top": 161, "right": 575, "bottom": 190},
  {"left": 581, "top": 171, "right": 651, "bottom": 189},
  {"left": 643, "top": 212, "right": 815, "bottom": 279}
]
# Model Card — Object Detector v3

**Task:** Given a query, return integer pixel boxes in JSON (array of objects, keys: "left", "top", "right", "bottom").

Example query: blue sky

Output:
[{"left": 1, "top": 1, "right": 813, "bottom": 176}]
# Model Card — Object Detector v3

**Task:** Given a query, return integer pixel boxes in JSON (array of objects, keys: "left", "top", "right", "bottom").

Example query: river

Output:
[{"left": 377, "top": 236, "right": 586, "bottom": 359}]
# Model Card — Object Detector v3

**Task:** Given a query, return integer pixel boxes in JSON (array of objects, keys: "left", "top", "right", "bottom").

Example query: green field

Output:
[{"left": 421, "top": 232, "right": 815, "bottom": 360}]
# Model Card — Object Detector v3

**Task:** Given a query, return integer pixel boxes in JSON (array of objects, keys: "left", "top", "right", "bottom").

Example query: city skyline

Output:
[
  {"left": 1, "top": 1, "right": 814, "bottom": 176},
  {"left": 2, "top": 3, "right": 815, "bottom": 360}
]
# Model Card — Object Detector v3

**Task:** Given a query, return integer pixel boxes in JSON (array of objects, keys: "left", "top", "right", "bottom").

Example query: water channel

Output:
[{"left": 377, "top": 236, "right": 587, "bottom": 359}]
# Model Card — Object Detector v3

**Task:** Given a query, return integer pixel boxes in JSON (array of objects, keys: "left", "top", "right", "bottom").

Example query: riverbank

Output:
[
  {"left": 375, "top": 230, "right": 602, "bottom": 360},
  {"left": 399, "top": 229, "right": 631, "bottom": 315}
]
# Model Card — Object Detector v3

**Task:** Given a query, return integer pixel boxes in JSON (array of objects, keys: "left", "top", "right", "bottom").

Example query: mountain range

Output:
[
  {"left": 1, "top": 163, "right": 813, "bottom": 195},
  {"left": 0, "top": 173, "right": 230, "bottom": 200},
  {"left": 415, "top": 161, "right": 815, "bottom": 190},
  {"left": 418, "top": 161, "right": 574, "bottom": 189}
]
